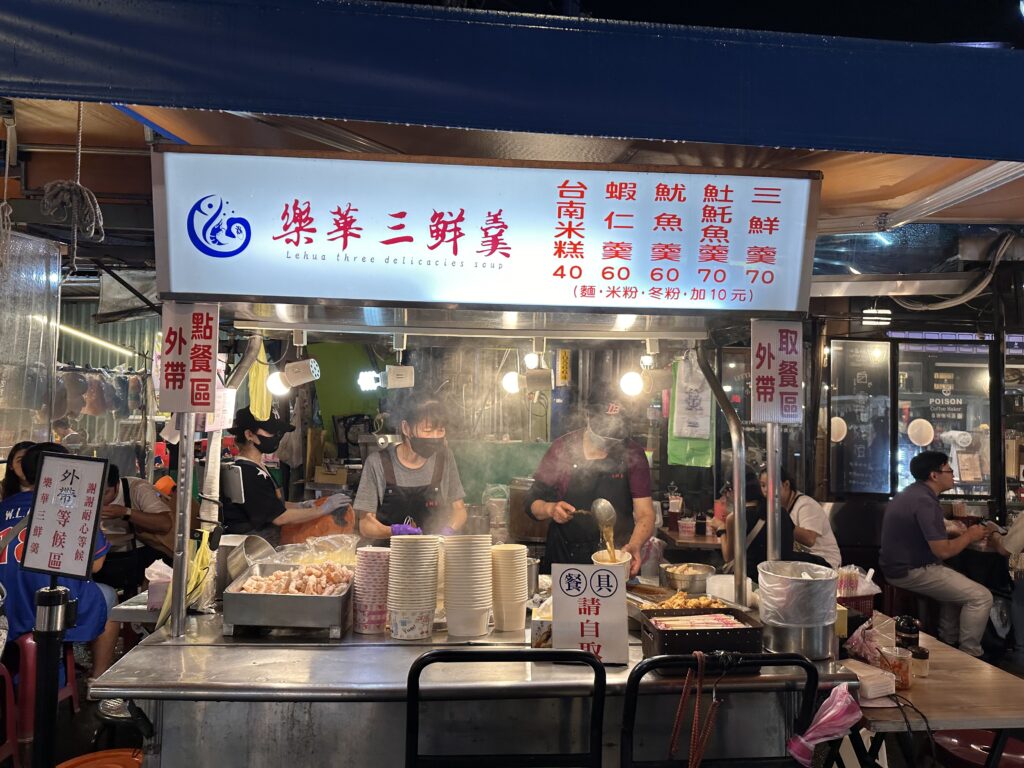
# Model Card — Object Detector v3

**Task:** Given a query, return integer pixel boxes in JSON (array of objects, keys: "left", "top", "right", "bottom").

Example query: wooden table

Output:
[
  {"left": 658, "top": 526, "right": 721, "bottom": 551},
  {"left": 843, "top": 626, "right": 1024, "bottom": 767}
]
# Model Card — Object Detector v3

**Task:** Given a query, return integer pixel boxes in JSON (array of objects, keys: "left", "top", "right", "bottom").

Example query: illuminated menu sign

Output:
[{"left": 155, "top": 151, "right": 819, "bottom": 313}]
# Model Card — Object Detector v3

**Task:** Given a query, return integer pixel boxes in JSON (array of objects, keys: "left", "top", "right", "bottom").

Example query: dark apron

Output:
[
  {"left": 542, "top": 448, "right": 634, "bottom": 573},
  {"left": 376, "top": 450, "right": 448, "bottom": 534}
]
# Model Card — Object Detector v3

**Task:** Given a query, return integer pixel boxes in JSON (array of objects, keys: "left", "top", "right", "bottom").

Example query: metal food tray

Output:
[
  {"left": 222, "top": 563, "right": 351, "bottom": 638},
  {"left": 639, "top": 607, "right": 763, "bottom": 668}
]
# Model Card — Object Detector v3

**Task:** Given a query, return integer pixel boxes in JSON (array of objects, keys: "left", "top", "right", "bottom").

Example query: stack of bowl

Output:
[
  {"left": 387, "top": 536, "right": 441, "bottom": 640},
  {"left": 491, "top": 544, "right": 529, "bottom": 631},
  {"left": 443, "top": 535, "right": 493, "bottom": 636},
  {"left": 353, "top": 546, "right": 390, "bottom": 634}
]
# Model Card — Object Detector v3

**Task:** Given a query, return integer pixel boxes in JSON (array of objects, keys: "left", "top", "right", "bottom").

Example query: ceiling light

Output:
[
  {"left": 34, "top": 315, "right": 140, "bottom": 358},
  {"left": 640, "top": 354, "right": 655, "bottom": 369},
  {"left": 523, "top": 352, "right": 541, "bottom": 370},
  {"left": 619, "top": 371, "right": 644, "bottom": 397},
  {"left": 357, "top": 370, "right": 381, "bottom": 392},
  {"left": 862, "top": 308, "right": 892, "bottom": 327},
  {"left": 266, "top": 372, "right": 291, "bottom": 396},
  {"left": 501, "top": 371, "right": 521, "bottom": 395},
  {"left": 266, "top": 359, "right": 321, "bottom": 395}
]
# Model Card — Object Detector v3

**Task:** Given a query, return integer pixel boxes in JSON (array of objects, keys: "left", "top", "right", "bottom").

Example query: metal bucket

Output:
[
  {"left": 527, "top": 557, "right": 540, "bottom": 597},
  {"left": 762, "top": 623, "right": 836, "bottom": 660}
]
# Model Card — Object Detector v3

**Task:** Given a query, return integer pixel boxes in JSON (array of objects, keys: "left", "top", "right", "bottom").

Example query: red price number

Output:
[
  {"left": 745, "top": 269, "right": 775, "bottom": 284},
  {"left": 553, "top": 265, "right": 583, "bottom": 280},
  {"left": 650, "top": 267, "right": 680, "bottom": 282},
  {"left": 601, "top": 266, "right": 631, "bottom": 281},
  {"left": 697, "top": 268, "right": 727, "bottom": 284}
]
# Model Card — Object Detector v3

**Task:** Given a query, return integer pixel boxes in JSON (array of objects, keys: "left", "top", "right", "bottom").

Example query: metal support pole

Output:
[
  {"left": 694, "top": 341, "right": 748, "bottom": 608},
  {"left": 32, "top": 580, "right": 69, "bottom": 768},
  {"left": 171, "top": 412, "right": 196, "bottom": 638},
  {"left": 766, "top": 422, "right": 782, "bottom": 561}
]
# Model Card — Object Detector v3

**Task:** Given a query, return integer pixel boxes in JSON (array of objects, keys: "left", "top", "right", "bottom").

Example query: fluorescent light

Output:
[
  {"left": 723, "top": 385, "right": 733, "bottom": 393},
  {"left": 34, "top": 315, "right": 138, "bottom": 358},
  {"left": 862, "top": 308, "right": 892, "bottom": 327},
  {"left": 639, "top": 354, "right": 655, "bottom": 369}
]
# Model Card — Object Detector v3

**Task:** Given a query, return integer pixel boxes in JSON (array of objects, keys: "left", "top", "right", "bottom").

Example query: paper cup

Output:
[
  {"left": 493, "top": 599, "right": 528, "bottom": 631},
  {"left": 447, "top": 606, "right": 490, "bottom": 637},
  {"left": 354, "top": 601, "right": 389, "bottom": 634},
  {"left": 591, "top": 549, "right": 632, "bottom": 580},
  {"left": 389, "top": 608, "right": 434, "bottom": 640}
]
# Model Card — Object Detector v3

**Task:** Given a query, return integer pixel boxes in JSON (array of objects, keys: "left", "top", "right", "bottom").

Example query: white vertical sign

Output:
[
  {"left": 751, "top": 320, "right": 803, "bottom": 425},
  {"left": 551, "top": 564, "right": 628, "bottom": 664},
  {"left": 22, "top": 454, "right": 108, "bottom": 579},
  {"left": 159, "top": 301, "right": 219, "bottom": 413}
]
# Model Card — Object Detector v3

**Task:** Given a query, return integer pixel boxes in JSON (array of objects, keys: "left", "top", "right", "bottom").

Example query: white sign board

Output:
[
  {"left": 22, "top": 454, "right": 107, "bottom": 579},
  {"left": 750, "top": 319, "right": 804, "bottom": 424},
  {"left": 155, "top": 151, "right": 819, "bottom": 313},
  {"left": 552, "top": 564, "right": 628, "bottom": 665},
  {"left": 159, "top": 301, "right": 219, "bottom": 413}
]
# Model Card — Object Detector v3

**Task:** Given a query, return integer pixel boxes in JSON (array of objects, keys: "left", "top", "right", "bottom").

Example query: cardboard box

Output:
[{"left": 314, "top": 465, "right": 348, "bottom": 487}]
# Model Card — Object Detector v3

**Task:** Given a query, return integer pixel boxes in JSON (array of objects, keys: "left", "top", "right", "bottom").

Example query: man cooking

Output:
[
  {"left": 526, "top": 398, "right": 654, "bottom": 577},
  {"left": 880, "top": 450, "right": 992, "bottom": 657},
  {"left": 355, "top": 397, "right": 467, "bottom": 540},
  {"left": 223, "top": 406, "right": 348, "bottom": 546}
]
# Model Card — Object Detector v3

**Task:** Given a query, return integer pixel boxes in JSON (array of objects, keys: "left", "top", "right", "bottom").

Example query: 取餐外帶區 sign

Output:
[{"left": 155, "top": 151, "right": 820, "bottom": 313}]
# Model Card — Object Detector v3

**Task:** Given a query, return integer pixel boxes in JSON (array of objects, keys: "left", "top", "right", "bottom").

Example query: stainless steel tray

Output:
[{"left": 222, "top": 563, "right": 351, "bottom": 638}]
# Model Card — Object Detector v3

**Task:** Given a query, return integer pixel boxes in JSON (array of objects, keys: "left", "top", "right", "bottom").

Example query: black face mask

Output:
[
  {"left": 409, "top": 435, "right": 444, "bottom": 458},
  {"left": 256, "top": 433, "right": 283, "bottom": 455}
]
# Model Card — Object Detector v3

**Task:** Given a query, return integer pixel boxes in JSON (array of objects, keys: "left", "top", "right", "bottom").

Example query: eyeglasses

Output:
[{"left": 936, "top": 469, "right": 955, "bottom": 475}]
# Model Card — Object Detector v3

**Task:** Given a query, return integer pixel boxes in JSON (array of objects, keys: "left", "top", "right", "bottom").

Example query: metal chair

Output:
[
  {"left": 406, "top": 648, "right": 606, "bottom": 768},
  {"left": 620, "top": 652, "right": 821, "bottom": 768}
]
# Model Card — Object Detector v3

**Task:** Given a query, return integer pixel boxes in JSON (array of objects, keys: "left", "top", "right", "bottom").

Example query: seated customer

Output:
[
  {"left": 0, "top": 443, "right": 120, "bottom": 677},
  {"left": 880, "top": 450, "right": 991, "bottom": 657},
  {"left": 759, "top": 467, "right": 842, "bottom": 569}
]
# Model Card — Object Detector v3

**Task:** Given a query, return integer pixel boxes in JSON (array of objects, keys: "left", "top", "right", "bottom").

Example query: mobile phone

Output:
[{"left": 983, "top": 520, "right": 1008, "bottom": 536}]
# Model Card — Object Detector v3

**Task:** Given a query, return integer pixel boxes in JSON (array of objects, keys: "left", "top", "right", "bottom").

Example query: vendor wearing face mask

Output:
[
  {"left": 355, "top": 397, "right": 467, "bottom": 540},
  {"left": 526, "top": 398, "right": 655, "bottom": 577},
  {"left": 222, "top": 407, "right": 346, "bottom": 546}
]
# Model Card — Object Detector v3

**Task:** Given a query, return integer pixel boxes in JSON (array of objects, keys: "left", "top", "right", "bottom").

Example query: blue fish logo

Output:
[{"left": 186, "top": 195, "right": 252, "bottom": 258}]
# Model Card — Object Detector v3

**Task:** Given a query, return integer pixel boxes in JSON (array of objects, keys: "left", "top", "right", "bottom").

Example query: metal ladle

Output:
[{"left": 590, "top": 498, "right": 617, "bottom": 527}]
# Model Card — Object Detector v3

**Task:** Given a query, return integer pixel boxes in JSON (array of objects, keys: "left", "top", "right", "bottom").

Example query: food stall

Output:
[{"left": 85, "top": 146, "right": 864, "bottom": 766}]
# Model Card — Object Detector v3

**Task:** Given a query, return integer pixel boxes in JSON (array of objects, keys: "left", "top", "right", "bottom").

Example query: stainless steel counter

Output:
[{"left": 92, "top": 612, "right": 857, "bottom": 768}]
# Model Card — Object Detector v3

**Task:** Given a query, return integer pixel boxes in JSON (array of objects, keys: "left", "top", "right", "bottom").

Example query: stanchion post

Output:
[
  {"left": 32, "top": 577, "right": 70, "bottom": 768},
  {"left": 171, "top": 412, "right": 196, "bottom": 638},
  {"left": 766, "top": 422, "right": 782, "bottom": 561}
]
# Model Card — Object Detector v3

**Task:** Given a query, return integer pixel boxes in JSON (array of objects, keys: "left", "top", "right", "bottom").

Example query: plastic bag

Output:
[
  {"left": 757, "top": 561, "right": 837, "bottom": 627},
  {"left": 836, "top": 565, "right": 881, "bottom": 597},
  {"left": 639, "top": 536, "right": 667, "bottom": 581},
  {"left": 844, "top": 612, "right": 896, "bottom": 667},
  {"left": 786, "top": 683, "right": 862, "bottom": 767}
]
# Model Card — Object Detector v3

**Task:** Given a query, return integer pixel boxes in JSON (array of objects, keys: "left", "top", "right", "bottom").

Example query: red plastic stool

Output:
[
  {"left": 0, "top": 665, "right": 21, "bottom": 768},
  {"left": 57, "top": 749, "right": 141, "bottom": 767},
  {"left": 12, "top": 634, "right": 80, "bottom": 742},
  {"left": 935, "top": 730, "right": 1024, "bottom": 767}
]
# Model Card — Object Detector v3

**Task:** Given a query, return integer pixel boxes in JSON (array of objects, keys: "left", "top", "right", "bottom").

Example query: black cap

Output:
[
  {"left": 229, "top": 406, "right": 294, "bottom": 437},
  {"left": 586, "top": 398, "right": 628, "bottom": 441}
]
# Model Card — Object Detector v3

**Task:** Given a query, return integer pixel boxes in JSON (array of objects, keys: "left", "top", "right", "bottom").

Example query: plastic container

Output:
[
  {"left": 910, "top": 645, "right": 930, "bottom": 677},
  {"left": 879, "top": 646, "right": 912, "bottom": 690}
]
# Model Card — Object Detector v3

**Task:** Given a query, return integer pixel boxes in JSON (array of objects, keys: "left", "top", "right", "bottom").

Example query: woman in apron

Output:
[{"left": 526, "top": 399, "right": 655, "bottom": 576}]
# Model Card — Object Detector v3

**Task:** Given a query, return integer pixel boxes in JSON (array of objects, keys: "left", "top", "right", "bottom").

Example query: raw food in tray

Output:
[
  {"left": 240, "top": 562, "right": 352, "bottom": 595},
  {"left": 651, "top": 613, "right": 748, "bottom": 630}
]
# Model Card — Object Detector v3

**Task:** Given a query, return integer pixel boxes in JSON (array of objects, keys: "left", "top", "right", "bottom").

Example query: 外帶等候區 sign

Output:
[
  {"left": 21, "top": 454, "right": 108, "bottom": 580},
  {"left": 155, "top": 151, "right": 819, "bottom": 313}
]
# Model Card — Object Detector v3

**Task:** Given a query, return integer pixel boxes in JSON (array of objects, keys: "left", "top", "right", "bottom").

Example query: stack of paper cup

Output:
[
  {"left": 443, "top": 535, "right": 493, "bottom": 637},
  {"left": 387, "top": 536, "right": 441, "bottom": 640},
  {"left": 353, "top": 546, "right": 390, "bottom": 634},
  {"left": 491, "top": 543, "right": 529, "bottom": 631}
]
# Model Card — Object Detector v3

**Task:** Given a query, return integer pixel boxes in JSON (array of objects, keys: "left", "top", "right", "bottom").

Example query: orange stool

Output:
[
  {"left": 0, "top": 665, "right": 20, "bottom": 768},
  {"left": 57, "top": 749, "right": 141, "bottom": 768},
  {"left": 11, "top": 634, "right": 80, "bottom": 742},
  {"left": 935, "top": 730, "right": 1024, "bottom": 767}
]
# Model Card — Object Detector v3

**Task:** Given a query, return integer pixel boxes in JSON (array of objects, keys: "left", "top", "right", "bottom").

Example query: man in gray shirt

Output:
[
  {"left": 880, "top": 450, "right": 991, "bottom": 656},
  {"left": 355, "top": 398, "right": 466, "bottom": 539}
]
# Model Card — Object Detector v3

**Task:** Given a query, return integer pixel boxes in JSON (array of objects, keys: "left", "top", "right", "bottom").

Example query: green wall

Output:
[
  {"left": 310, "top": 343, "right": 387, "bottom": 442},
  {"left": 449, "top": 440, "right": 550, "bottom": 505}
]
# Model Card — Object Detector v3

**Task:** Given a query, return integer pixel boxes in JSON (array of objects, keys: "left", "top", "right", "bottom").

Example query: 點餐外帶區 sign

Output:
[{"left": 155, "top": 150, "right": 820, "bottom": 313}]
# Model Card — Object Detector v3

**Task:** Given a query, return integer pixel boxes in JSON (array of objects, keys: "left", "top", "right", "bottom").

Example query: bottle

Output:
[
  {"left": 910, "top": 646, "right": 929, "bottom": 677},
  {"left": 695, "top": 510, "right": 707, "bottom": 537},
  {"left": 895, "top": 615, "right": 921, "bottom": 649}
]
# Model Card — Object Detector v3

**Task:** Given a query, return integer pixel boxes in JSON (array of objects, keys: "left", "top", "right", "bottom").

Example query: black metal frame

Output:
[
  {"left": 405, "top": 648, "right": 606, "bottom": 768},
  {"left": 620, "top": 652, "right": 820, "bottom": 768}
]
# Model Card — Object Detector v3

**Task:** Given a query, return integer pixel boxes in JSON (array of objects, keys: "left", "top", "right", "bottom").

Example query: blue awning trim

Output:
[{"left": 1, "top": 1, "right": 1023, "bottom": 160}]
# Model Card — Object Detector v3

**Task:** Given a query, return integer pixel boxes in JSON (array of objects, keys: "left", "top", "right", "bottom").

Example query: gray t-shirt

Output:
[
  {"left": 353, "top": 445, "right": 465, "bottom": 521},
  {"left": 880, "top": 481, "right": 947, "bottom": 579}
]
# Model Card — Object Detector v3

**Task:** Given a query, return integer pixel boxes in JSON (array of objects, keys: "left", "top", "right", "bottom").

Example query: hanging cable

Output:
[
  {"left": 891, "top": 231, "right": 1016, "bottom": 311},
  {"left": 41, "top": 102, "right": 105, "bottom": 280}
]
